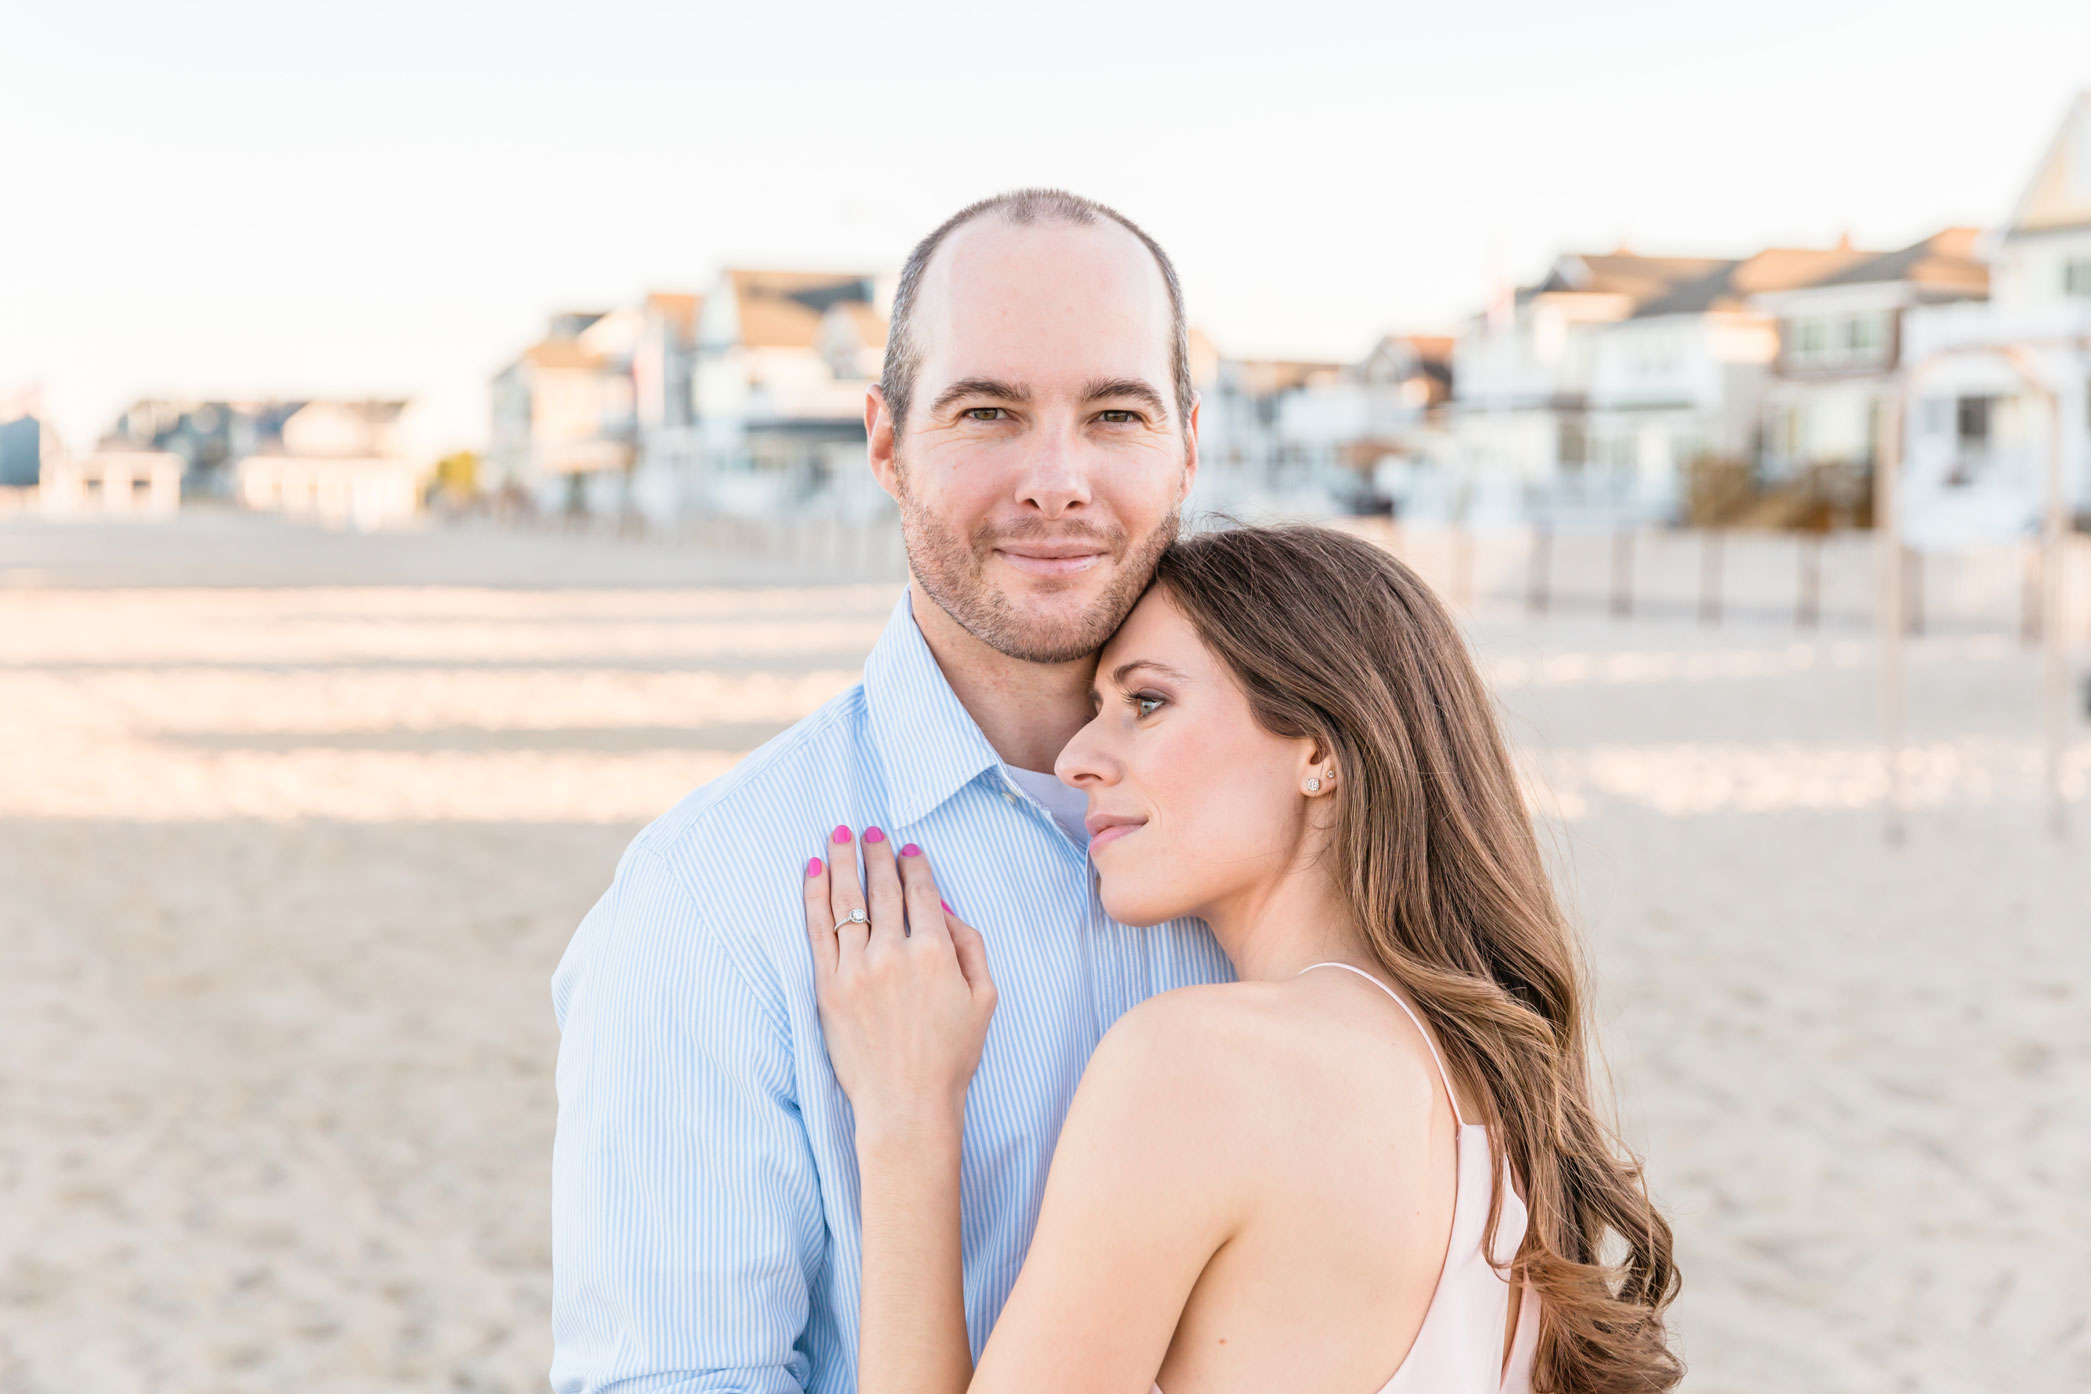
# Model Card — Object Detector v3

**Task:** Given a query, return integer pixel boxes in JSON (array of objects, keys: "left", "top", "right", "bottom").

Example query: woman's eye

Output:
[
  {"left": 1132, "top": 693, "right": 1165, "bottom": 717},
  {"left": 963, "top": 407, "right": 1005, "bottom": 422}
]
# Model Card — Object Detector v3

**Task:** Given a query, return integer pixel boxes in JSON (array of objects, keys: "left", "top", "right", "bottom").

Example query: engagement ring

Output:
[{"left": 832, "top": 908, "right": 867, "bottom": 933}]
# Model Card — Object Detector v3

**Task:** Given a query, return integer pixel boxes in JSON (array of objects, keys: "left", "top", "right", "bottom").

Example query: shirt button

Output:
[{"left": 1002, "top": 788, "right": 1019, "bottom": 804}]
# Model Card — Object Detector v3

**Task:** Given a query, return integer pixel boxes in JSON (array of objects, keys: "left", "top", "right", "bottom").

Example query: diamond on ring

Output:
[{"left": 832, "top": 908, "right": 867, "bottom": 933}]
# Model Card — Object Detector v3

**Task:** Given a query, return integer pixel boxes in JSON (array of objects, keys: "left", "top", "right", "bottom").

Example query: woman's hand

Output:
[{"left": 805, "top": 826, "right": 996, "bottom": 1143}]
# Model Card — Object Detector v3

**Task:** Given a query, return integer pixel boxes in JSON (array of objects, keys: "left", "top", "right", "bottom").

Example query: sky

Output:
[{"left": 4, "top": 0, "right": 2089, "bottom": 453}]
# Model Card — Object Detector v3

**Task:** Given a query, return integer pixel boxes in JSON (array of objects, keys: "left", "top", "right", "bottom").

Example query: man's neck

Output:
[{"left": 907, "top": 582, "right": 1096, "bottom": 774}]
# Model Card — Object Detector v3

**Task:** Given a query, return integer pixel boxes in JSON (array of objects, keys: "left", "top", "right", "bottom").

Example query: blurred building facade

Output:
[
  {"left": 1755, "top": 229, "right": 1989, "bottom": 524},
  {"left": 488, "top": 309, "right": 645, "bottom": 514},
  {"left": 0, "top": 387, "right": 53, "bottom": 490},
  {"left": 489, "top": 274, "right": 891, "bottom": 524},
  {"left": 108, "top": 399, "right": 304, "bottom": 498},
  {"left": 1900, "top": 93, "right": 2091, "bottom": 543},
  {"left": 40, "top": 449, "right": 186, "bottom": 516},
  {"left": 472, "top": 95, "right": 2091, "bottom": 537},
  {"left": 233, "top": 399, "right": 431, "bottom": 531},
  {"left": 1190, "top": 332, "right": 1452, "bottom": 517},
  {"left": 686, "top": 270, "right": 891, "bottom": 521}
]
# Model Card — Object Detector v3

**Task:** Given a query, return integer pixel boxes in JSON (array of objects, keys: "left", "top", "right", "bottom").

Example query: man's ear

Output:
[
  {"left": 1179, "top": 391, "right": 1201, "bottom": 502},
  {"left": 866, "top": 385, "right": 901, "bottom": 502}
]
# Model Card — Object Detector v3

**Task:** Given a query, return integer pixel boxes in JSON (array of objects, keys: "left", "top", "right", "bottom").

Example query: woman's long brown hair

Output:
[{"left": 1154, "top": 524, "right": 1682, "bottom": 1394}]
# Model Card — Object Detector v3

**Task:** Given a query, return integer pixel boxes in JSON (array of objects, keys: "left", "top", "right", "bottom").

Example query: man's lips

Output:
[
  {"left": 1084, "top": 813, "right": 1145, "bottom": 849},
  {"left": 993, "top": 543, "right": 1107, "bottom": 578}
]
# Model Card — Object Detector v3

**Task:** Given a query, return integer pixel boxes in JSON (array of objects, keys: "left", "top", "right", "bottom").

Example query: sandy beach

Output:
[{"left": 1, "top": 512, "right": 2084, "bottom": 1392}]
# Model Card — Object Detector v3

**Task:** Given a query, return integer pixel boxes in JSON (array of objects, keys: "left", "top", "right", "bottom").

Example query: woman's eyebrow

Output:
[{"left": 1109, "top": 658, "right": 1191, "bottom": 686}]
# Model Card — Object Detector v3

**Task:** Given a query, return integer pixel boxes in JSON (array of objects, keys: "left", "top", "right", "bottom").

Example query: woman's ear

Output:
[{"left": 1297, "top": 736, "right": 1338, "bottom": 798}]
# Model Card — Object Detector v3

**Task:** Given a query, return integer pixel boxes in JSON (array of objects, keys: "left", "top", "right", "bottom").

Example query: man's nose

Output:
[{"left": 1014, "top": 416, "right": 1093, "bottom": 518}]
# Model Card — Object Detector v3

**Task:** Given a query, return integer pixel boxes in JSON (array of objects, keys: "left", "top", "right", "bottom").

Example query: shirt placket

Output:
[{"left": 991, "top": 770, "right": 1129, "bottom": 1039}]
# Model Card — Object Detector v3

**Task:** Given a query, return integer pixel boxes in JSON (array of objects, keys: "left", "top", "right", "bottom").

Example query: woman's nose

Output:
[{"left": 1054, "top": 712, "right": 1115, "bottom": 787}]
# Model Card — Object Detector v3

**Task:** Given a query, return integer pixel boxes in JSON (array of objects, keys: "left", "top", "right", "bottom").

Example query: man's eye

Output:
[
  {"left": 963, "top": 407, "right": 1005, "bottom": 422},
  {"left": 1098, "top": 410, "right": 1136, "bottom": 424}
]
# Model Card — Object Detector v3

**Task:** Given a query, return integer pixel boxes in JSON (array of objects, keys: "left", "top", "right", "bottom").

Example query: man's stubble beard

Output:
[{"left": 895, "top": 465, "right": 1182, "bottom": 666}]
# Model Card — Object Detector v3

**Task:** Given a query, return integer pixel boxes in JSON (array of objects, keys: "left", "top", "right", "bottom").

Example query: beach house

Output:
[
  {"left": 1580, "top": 244, "right": 1876, "bottom": 522},
  {"left": 688, "top": 269, "right": 892, "bottom": 519},
  {"left": 1752, "top": 230, "right": 1988, "bottom": 524},
  {"left": 1191, "top": 334, "right": 1453, "bottom": 517},
  {"left": 487, "top": 310, "right": 644, "bottom": 514},
  {"left": 1446, "top": 252, "right": 1731, "bottom": 524},
  {"left": 626, "top": 292, "right": 703, "bottom": 523},
  {"left": 1899, "top": 92, "right": 2091, "bottom": 543},
  {"left": 234, "top": 400, "right": 429, "bottom": 531},
  {"left": 107, "top": 399, "right": 303, "bottom": 498},
  {"left": 0, "top": 406, "right": 44, "bottom": 490}
]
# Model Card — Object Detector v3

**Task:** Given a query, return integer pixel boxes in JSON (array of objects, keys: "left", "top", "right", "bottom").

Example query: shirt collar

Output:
[{"left": 862, "top": 588, "right": 1005, "bottom": 827}]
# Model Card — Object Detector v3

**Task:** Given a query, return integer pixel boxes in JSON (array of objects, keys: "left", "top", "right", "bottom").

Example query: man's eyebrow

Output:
[
  {"left": 1109, "top": 658, "right": 1191, "bottom": 686},
  {"left": 929, "top": 378, "right": 1032, "bottom": 416},
  {"left": 1083, "top": 378, "right": 1169, "bottom": 415}
]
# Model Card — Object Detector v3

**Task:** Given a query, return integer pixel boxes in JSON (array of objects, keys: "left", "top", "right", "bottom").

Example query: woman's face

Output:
[{"left": 1055, "top": 587, "right": 1324, "bottom": 929}]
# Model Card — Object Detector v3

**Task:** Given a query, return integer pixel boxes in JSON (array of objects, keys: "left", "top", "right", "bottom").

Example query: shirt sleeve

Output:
[{"left": 550, "top": 839, "right": 825, "bottom": 1394}]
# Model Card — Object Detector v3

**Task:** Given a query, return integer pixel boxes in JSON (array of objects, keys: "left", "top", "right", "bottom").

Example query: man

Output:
[{"left": 549, "top": 189, "right": 1232, "bottom": 1394}]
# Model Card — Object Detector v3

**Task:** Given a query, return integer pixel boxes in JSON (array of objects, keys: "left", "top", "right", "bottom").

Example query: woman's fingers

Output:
[
  {"left": 895, "top": 843, "right": 951, "bottom": 948},
  {"left": 827, "top": 824, "right": 868, "bottom": 962},
  {"left": 952, "top": 923, "right": 996, "bottom": 1008},
  {"left": 860, "top": 826, "right": 905, "bottom": 949},
  {"left": 898, "top": 846, "right": 992, "bottom": 1009},
  {"left": 947, "top": 914, "right": 995, "bottom": 1005},
  {"left": 803, "top": 853, "right": 837, "bottom": 983}
]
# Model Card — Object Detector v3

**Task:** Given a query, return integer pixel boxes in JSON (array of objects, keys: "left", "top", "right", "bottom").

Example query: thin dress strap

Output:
[{"left": 1297, "top": 962, "right": 1466, "bottom": 1129}]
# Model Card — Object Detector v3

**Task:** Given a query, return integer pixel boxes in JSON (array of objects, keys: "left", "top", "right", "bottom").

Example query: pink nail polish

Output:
[
  {"left": 862, "top": 826, "right": 885, "bottom": 844},
  {"left": 900, "top": 843, "right": 922, "bottom": 857},
  {"left": 831, "top": 825, "right": 852, "bottom": 844},
  {"left": 940, "top": 899, "right": 952, "bottom": 913},
  {"left": 806, "top": 857, "right": 823, "bottom": 877}
]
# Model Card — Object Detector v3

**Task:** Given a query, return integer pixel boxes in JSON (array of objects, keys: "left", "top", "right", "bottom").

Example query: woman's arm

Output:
[
  {"left": 804, "top": 827, "right": 994, "bottom": 1394},
  {"left": 968, "top": 989, "right": 1252, "bottom": 1394},
  {"left": 855, "top": 1112, "right": 972, "bottom": 1394},
  {"left": 804, "top": 831, "right": 1245, "bottom": 1394}
]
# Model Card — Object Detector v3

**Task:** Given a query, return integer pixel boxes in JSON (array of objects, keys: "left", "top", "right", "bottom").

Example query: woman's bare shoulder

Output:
[
  {"left": 1071, "top": 983, "right": 1339, "bottom": 1143},
  {"left": 1079, "top": 976, "right": 1448, "bottom": 1153},
  {"left": 1041, "top": 984, "right": 1312, "bottom": 1236}
]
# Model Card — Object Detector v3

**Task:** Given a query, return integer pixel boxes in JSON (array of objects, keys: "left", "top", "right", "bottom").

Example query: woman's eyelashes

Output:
[{"left": 1127, "top": 689, "right": 1168, "bottom": 719}]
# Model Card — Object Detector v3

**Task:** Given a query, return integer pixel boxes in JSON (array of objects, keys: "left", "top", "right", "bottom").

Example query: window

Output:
[
  {"left": 1792, "top": 318, "right": 1828, "bottom": 363},
  {"left": 1957, "top": 396, "right": 1991, "bottom": 446},
  {"left": 1847, "top": 314, "right": 1885, "bottom": 358},
  {"left": 2063, "top": 259, "right": 2091, "bottom": 298}
]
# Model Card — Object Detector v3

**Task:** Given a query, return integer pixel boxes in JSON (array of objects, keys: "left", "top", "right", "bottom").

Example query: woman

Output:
[{"left": 801, "top": 525, "right": 1680, "bottom": 1394}]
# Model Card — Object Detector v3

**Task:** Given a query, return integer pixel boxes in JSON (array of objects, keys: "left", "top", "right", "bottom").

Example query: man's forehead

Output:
[{"left": 913, "top": 216, "right": 1174, "bottom": 386}]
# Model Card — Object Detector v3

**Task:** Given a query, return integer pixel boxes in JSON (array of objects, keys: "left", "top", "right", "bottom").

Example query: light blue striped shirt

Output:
[{"left": 550, "top": 589, "right": 1233, "bottom": 1394}]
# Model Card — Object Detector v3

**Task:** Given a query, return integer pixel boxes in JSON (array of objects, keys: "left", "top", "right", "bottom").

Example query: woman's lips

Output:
[{"left": 1086, "top": 819, "right": 1143, "bottom": 850}]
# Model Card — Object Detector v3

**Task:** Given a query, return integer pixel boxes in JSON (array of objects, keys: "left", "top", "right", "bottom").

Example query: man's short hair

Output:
[{"left": 879, "top": 188, "right": 1193, "bottom": 441}]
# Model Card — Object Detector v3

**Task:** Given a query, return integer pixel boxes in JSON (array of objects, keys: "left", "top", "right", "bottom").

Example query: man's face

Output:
[{"left": 868, "top": 216, "right": 1198, "bottom": 665}]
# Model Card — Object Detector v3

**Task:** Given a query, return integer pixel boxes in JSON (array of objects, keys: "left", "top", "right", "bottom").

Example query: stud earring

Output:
[{"left": 1306, "top": 777, "right": 1322, "bottom": 793}]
